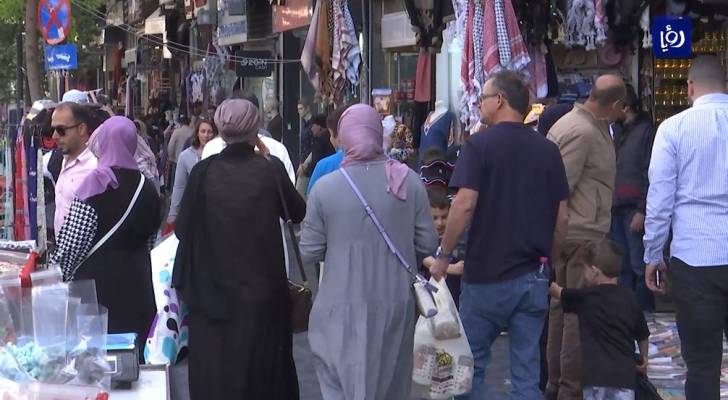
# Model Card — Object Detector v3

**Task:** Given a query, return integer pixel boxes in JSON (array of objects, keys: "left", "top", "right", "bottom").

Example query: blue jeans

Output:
[
  {"left": 455, "top": 272, "right": 549, "bottom": 400},
  {"left": 610, "top": 208, "right": 654, "bottom": 311}
]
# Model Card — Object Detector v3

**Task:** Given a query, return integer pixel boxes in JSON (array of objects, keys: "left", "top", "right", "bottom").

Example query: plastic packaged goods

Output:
[
  {"left": 0, "top": 279, "right": 111, "bottom": 397},
  {"left": 412, "top": 307, "right": 474, "bottom": 399},
  {"left": 428, "top": 278, "right": 460, "bottom": 340}
]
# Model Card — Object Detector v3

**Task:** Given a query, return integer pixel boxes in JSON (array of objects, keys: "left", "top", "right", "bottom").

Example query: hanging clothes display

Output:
[
  {"left": 190, "top": 72, "right": 205, "bottom": 104},
  {"left": 404, "top": 0, "right": 448, "bottom": 103},
  {"left": 458, "top": 0, "right": 531, "bottom": 128},
  {"left": 2, "top": 135, "right": 12, "bottom": 240},
  {"left": 301, "top": 0, "right": 333, "bottom": 98},
  {"left": 419, "top": 111, "right": 453, "bottom": 157},
  {"left": 526, "top": 45, "right": 549, "bottom": 100},
  {"left": 13, "top": 126, "right": 28, "bottom": 241},
  {"left": 330, "top": 0, "right": 361, "bottom": 101},
  {"left": 25, "top": 131, "right": 39, "bottom": 242}
]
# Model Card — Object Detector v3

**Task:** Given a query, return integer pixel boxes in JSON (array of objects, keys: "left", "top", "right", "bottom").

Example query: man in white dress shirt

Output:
[{"left": 644, "top": 56, "right": 728, "bottom": 400}]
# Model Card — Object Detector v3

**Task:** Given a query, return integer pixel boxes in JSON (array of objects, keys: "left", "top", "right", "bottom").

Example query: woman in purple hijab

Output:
[
  {"left": 300, "top": 104, "right": 439, "bottom": 399},
  {"left": 51, "top": 116, "right": 162, "bottom": 360}
]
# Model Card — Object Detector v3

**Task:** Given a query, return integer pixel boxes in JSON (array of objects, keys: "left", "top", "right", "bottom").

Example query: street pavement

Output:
[{"left": 168, "top": 259, "right": 512, "bottom": 400}]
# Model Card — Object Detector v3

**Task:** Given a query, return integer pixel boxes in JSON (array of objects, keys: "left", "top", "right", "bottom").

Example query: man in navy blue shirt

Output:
[{"left": 431, "top": 70, "right": 569, "bottom": 399}]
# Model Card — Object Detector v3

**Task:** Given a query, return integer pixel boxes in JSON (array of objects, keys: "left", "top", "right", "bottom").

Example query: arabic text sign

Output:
[
  {"left": 45, "top": 44, "right": 78, "bottom": 70},
  {"left": 652, "top": 16, "right": 692, "bottom": 59}
]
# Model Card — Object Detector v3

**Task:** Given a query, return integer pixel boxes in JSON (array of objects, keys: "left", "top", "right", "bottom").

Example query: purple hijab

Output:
[
  {"left": 75, "top": 116, "right": 139, "bottom": 200},
  {"left": 339, "top": 104, "right": 409, "bottom": 200}
]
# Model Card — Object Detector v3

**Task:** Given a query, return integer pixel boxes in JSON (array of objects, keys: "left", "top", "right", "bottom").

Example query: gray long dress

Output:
[{"left": 300, "top": 161, "right": 439, "bottom": 400}]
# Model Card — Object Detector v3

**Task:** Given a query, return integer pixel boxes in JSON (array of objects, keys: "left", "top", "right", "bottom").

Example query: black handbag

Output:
[{"left": 271, "top": 160, "right": 313, "bottom": 333}]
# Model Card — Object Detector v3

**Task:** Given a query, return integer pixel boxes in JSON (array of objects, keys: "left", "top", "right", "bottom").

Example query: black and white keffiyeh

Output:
[{"left": 50, "top": 199, "right": 98, "bottom": 281}]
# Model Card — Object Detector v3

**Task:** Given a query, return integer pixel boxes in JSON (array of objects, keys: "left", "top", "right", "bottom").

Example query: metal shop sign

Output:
[
  {"left": 235, "top": 51, "right": 275, "bottom": 77},
  {"left": 45, "top": 44, "right": 78, "bottom": 70}
]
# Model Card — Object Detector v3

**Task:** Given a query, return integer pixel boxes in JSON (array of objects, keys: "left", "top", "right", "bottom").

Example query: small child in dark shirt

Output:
[
  {"left": 549, "top": 239, "right": 650, "bottom": 400},
  {"left": 422, "top": 187, "right": 464, "bottom": 307}
]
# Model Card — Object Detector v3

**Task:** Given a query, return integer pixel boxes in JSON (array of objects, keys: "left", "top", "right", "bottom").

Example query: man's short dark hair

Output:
[
  {"left": 298, "top": 98, "right": 310, "bottom": 108},
  {"left": 688, "top": 55, "right": 727, "bottom": 88},
  {"left": 311, "top": 113, "right": 327, "bottom": 128},
  {"left": 489, "top": 71, "right": 530, "bottom": 117},
  {"left": 583, "top": 239, "right": 624, "bottom": 278},
  {"left": 623, "top": 84, "right": 640, "bottom": 114},
  {"left": 427, "top": 187, "right": 450, "bottom": 210},
  {"left": 232, "top": 90, "right": 260, "bottom": 110},
  {"left": 327, "top": 102, "right": 356, "bottom": 138},
  {"left": 55, "top": 102, "right": 109, "bottom": 134}
]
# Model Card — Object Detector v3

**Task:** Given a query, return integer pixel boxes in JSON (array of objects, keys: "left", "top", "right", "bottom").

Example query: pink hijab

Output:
[
  {"left": 76, "top": 116, "right": 139, "bottom": 200},
  {"left": 338, "top": 104, "right": 409, "bottom": 200}
]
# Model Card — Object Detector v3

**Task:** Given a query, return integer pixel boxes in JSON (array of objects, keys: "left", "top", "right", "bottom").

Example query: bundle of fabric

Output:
[
  {"left": 564, "top": 0, "right": 597, "bottom": 49},
  {"left": 330, "top": 0, "right": 362, "bottom": 102},
  {"left": 301, "top": 0, "right": 333, "bottom": 98},
  {"left": 457, "top": 0, "right": 531, "bottom": 127}
]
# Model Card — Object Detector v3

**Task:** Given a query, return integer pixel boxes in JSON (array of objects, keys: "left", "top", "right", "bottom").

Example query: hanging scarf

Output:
[
  {"left": 565, "top": 0, "right": 597, "bottom": 50},
  {"left": 301, "top": 0, "right": 332, "bottom": 96},
  {"left": 494, "top": 0, "right": 511, "bottom": 66}
]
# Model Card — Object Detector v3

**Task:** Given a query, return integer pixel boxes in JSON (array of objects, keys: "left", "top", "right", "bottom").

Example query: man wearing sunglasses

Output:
[{"left": 51, "top": 101, "right": 99, "bottom": 237}]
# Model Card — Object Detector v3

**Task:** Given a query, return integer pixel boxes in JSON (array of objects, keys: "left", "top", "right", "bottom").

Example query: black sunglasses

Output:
[{"left": 51, "top": 122, "right": 82, "bottom": 136}]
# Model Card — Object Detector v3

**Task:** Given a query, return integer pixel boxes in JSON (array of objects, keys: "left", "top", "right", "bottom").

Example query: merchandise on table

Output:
[{"left": 0, "top": 279, "right": 111, "bottom": 398}]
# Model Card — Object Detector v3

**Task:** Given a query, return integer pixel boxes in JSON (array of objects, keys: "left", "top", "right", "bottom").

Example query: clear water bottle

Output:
[{"left": 535, "top": 256, "right": 550, "bottom": 281}]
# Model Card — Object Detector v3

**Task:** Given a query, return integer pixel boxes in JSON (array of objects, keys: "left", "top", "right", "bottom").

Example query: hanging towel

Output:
[{"left": 494, "top": 0, "right": 511, "bottom": 67}]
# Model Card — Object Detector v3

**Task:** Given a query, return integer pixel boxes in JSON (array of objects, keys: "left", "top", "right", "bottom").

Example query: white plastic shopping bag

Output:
[
  {"left": 144, "top": 234, "right": 189, "bottom": 365},
  {"left": 412, "top": 287, "right": 474, "bottom": 399},
  {"left": 429, "top": 278, "right": 460, "bottom": 340}
]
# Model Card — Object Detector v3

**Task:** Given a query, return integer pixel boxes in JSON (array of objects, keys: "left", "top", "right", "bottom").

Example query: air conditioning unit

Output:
[{"left": 381, "top": 12, "right": 417, "bottom": 49}]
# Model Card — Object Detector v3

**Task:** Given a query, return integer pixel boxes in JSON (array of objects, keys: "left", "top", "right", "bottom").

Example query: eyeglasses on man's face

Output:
[{"left": 52, "top": 122, "right": 82, "bottom": 136}]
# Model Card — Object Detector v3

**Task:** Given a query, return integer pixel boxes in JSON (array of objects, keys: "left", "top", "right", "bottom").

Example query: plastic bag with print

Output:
[
  {"left": 144, "top": 235, "right": 189, "bottom": 365},
  {"left": 412, "top": 291, "right": 474, "bottom": 399}
]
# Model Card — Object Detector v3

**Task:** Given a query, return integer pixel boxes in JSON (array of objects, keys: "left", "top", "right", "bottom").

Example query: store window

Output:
[{"left": 385, "top": 52, "right": 418, "bottom": 129}]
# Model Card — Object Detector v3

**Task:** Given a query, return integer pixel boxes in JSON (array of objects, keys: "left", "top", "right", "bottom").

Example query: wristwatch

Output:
[{"left": 434, "top": 245, "right": 452, "bottom": 260}]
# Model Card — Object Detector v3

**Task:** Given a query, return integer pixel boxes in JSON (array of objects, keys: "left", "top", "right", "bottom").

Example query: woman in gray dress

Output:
[{"left": 300, "top": 104, "right": 439, "bottom": 399}]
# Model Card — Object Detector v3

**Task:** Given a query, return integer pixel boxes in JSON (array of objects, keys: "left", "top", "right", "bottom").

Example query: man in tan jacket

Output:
[{"left": 545, "top": 75, "right": 626, "bottom": 400}]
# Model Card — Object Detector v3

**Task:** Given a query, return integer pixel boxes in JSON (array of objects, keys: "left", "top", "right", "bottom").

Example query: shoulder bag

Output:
[
  {"left": 339, "top": 168, "right": 438, "bottom": 318},
  {"left": 69, "top": 174, "right": 146, "bottom": 279},
  {"left": 270, "top": 160, "right": 313, "bottom": 333}
]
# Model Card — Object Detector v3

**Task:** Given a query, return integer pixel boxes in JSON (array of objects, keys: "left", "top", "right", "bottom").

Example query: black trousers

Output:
[{"left": 670, "top": 258, "right": 728, "bottom": 400}]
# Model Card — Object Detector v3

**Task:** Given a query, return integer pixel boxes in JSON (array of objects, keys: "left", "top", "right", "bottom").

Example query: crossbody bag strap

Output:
[
  {"left": 86, "top": 174, "right": 146, "bottom": 259},
  {"left": 270, "top": 159, "right": 308, "bottom": 283},
  {"left": 340, "top": 168, "right": 436, "bottom": 292}
]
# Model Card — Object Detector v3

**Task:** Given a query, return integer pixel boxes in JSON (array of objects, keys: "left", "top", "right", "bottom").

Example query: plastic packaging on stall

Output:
[{"left": 0, "top": 279, "right": 111, "bottom": 398}]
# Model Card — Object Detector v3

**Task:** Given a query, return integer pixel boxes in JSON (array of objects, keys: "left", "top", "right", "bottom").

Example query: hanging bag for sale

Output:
[{"left": 412, "top": 290, "right": 474, "bottom": 399}]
